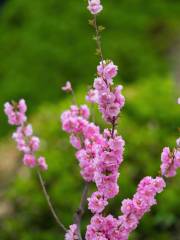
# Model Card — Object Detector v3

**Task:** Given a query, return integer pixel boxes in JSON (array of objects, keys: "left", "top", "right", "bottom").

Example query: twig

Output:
[
  {"left": 37, "top": 169, "right": 67, "bottom": 233},
  {"left": 71, "top": 88, "right": 78, "bottom": 106},
  {"left": 74, "top": 183, "right": 89, "bottom": 240},
  {"left": 111, "top": 117, "right": 116, "bottom": 138},
  {"left": 94, "top": 15, "right": 104, "bottom": 63}
]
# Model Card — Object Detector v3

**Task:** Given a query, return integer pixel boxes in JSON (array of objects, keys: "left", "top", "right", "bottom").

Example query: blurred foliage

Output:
[
  {"left": 0, "top": 0, "right": 180, "bottom": 239},
  {"left": 0, "top": 0, "right": 179, "bottom": 136}
]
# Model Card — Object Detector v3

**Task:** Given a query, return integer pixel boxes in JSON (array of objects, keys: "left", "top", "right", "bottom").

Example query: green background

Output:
[{"left": 0, "top": 0, "right": 179, "bottom": 239}]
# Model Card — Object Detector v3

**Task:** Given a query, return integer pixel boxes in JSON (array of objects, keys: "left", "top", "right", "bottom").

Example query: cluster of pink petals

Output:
[
  {"left": 119, "top": 176, "right": 166, "bottom": 236},
  {"left": 4, "top": 100, "right": 48, "bottom": 171},
  {"left": 88, "top": 191, "right": 108, "bottom": 214},
  {"left": 86, "top": 89, "right": 98, "bottom": 103},
  {"left": 62, "top": 81, "right": 72, "bottom": 92},
  {"left": 160, "top": 141, "right": 180, "bottom": 177},
  {"left": 88, "top": 130, "right": 125, "bottom": 214},
  {"left": 86, "top": 177, "right": 166, "bottom": 240},
  {"left": 61, "top": 104, "right": 125, "bottom": 211},
  {"left": 87, "top": 0, "right": 103, "bottom": 15},
  {"left": 87, "top": 60, "right": 125, "bottom": 123},
  {"left": 4, "top": 99, "right": 27, "bottom": 125},
  {"left": 65, "top": 224, "right": 78, "bottom": 240},
  {"left": 61, "top": 104, "right": 96, "bottom": 181},
  {"left": 61, "top": 104, "right": 103, "bottom": 182}
]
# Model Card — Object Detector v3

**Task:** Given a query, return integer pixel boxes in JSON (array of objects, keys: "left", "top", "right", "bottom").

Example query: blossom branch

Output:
[
  {"left": 92, "top": 13, "right": 119, "bottom": 140},
  {"left": 37, "top": 169, "right": 67, "bottom": 233}
]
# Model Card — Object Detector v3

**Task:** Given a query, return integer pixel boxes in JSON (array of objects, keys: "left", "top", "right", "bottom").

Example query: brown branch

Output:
[
  {"left": 74, "top": 183, "right": 89, "bottom": 240},
  {"left": 37, "top": 170, "right": 67, "bottom": 233},
  {"left": 111, "top": 117, "right": 116, "bottom": 138}
]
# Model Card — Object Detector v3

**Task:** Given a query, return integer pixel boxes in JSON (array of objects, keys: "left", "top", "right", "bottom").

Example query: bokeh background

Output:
[{"left": 0, "top": 0, "right": 180, "bottom": 239}]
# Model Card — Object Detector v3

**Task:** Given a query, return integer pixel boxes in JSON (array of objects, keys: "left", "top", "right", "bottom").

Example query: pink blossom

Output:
[
  {"left": 70, "top": 135, "right": 82, "bottom": 149},
  {"left": 5, "top": 99, "right": 47, "bottom": 171},
  {"left": 65, "top": 224, "right": 78, "bottom": 240},
  {"left": 174, "top": 149, "right": 180, "bottom": 168},
  {"left": 86, "top": 89, "right": 98, "bottom": 103},
  {"left": 97, "top": 61, "right": 118, "bottom": 81},
  {"left": 4, "top": 99, "right": 27, "bottom": 126},
  {"left": 91, "top": 60, "right": 125, "bottom": 123},
  {"left": 99, "top": 91, "right": 115, "bottom": 105},
  {"left": 38, "top": 157, "right": 48, "bottom": 171},
  {"left": 105, "top": 102, "right": 120, "bottom": 118},
  {"left": 94, "top": 77, "right": 108, "bottom": 92},
  {"left": 114, "top": 86, "right": 125, "bottom": 107},
  {"left": 62, "top": 81, "right": 72, "bottom": 92},
  {"left": 80, "top": 105, "right": 90, "bottom": 119},
  {"left": 160, "top": 147, "right": 176, "bottom": 177},
  {"left": 117, "top": 176, "right": 166, "bottom": 238},
  {"left": 23, "top": 124, "right": 33, "bottom": 136},
  {"left": 87, "top": 0, "right": 103, "bottom": 15},
  {"left": 23, "top": 154, "right": 36, "bottom": 168},
  {"left": 29, "top": 136, "right": 40, "bottom": 152},
  {"left": 153, "top": 176, "right": 166, "bottom": 193},
  {"left": 88, "top": 191, "right": 108, "bottom": 213},
  {"left": 121, "top": 199, "right": 134, "bottom": 215},
  {"left": 18, "top": 99, "right": 27, "bottom": 113}
]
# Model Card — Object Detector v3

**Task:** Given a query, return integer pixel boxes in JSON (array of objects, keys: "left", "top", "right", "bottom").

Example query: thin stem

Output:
[
  {"left": 94, "top": 15, "right": 104, "bottom": 63},
  {"left": 71, "top": 89, "right": 78, "bottom": 106},
  {"left": 90, "top": 103, "right": 96, "bottom": 123},
  {"left": 37, "top": 169, "right": 67, "bottom": 233},
  {"left": 111, "top": 117, "right": 116, "bottom": 138},
  {"left": 74, "top": 183, "right": 89, "bottom": 240}
]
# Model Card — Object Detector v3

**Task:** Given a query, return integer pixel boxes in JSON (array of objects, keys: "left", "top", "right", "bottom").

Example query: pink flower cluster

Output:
[
  {"left": 61, "top": 104, "right": 96, "bottom": 181},
  {"left": 86, "top": 177, "right": 165, "bottom": 240},
  {"left": 87, "top": 0, "right": 103, "bottom": 15},
  {"left": 4, "top": 99, "right": 27, "bottom": 125},
  {"left": 87, "top": 60, "right": 125, "bottom": 123},
  {"left": 88, "top": 130, "right": 125, "bottom": 210},
  {"left": 61, "top": 104, "right": 125, "bottom": 212},
  {"left": 4, "top": 99, "right": 48, "bottom": 170},
  {"left": 160, "top": 141, "right": 180, "bottom": 177},
  {"left": 65, "top": 224, "right": 78, "bottom": 240}
]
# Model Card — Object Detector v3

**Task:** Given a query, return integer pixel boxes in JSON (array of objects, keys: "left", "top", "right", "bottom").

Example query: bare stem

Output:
[
  {"left": 74, "top": 183, "right": 89, "bottom": 240},
  {"left": 37, "top": 169, "right": 67, "bottom": 233},
  {"left": 71, "top": 89, "right": 78, "bottom": 106},
  {"left": 94, "top": 15, "right": 104, "bottom": 63},
  {"left": 111, "top": 117, "right": 116, "bottom": 138}
]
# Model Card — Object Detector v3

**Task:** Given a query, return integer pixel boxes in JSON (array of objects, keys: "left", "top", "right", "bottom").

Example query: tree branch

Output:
[
  {"left": 37, "top": 169, "right": 67, "bottom": 233},
  {"left": 111, "top": 117, "right": 116, "bottom": 138},
  {"left": 74, "top": 183, "right": 89, "bottom": 240}
]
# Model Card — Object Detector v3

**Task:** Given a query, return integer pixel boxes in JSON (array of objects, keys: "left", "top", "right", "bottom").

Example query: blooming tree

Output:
[{"left": 4, "top": 1, "right": 180, "bottom": 240}]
